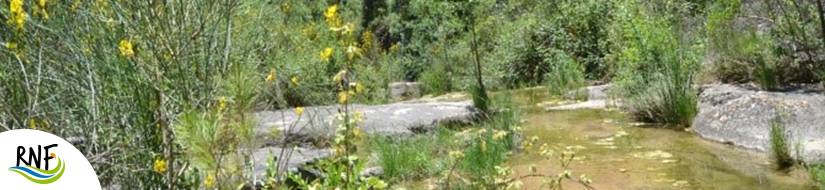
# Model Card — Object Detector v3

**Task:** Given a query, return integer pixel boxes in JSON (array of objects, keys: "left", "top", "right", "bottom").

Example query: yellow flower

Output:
[
  {"left": 291, "top": 76, "right": 299, "bottom": 85},
  {"left": 6, "top": 42, "right": 17, "bottom": 50},
  {"left": 266, "top": 69, "right": 276, "bottom": 83},
  {"left": 153, "top": 158, "right": 167, "bottom": 173},
  {"left": 476, "top": 128, "right": 488, "bottom": 135},
  {"left": 217, "top": 96, "right": 227, "bottom": 111},
  {"left": 390, "top": 43, "right": 400, "bottom": 52},
  {"left": 280, "top": 3, "right": 291, "bottom": 14},
  {"left": 362, "top": 30, "right": 374, "bottom": 49},
  {"left": 320, "top": 47, "right": 333, "bottom": 62},
  {"left": 354, "top": 109, "right": 364, "bottom": 123},
  {"left": 480, "top": 140, "right": 487, "bottom": 152},
  {"left": 10, "top": 0, "right": 22, "bottom": 13},
  {"left": 295, "top": 107, "right": 304, "bottom": 116},
  {"left": 354, "top": 82, "right": 364, "bottom": 93},
  {"left": 449, "top": 151, "right": 465, "bottom": 159},
  {"left": 352, "top": 127, "right": 363, "bottom": 138},
  {"left": 34, "top": 0, "right": 48, "bottom": 19},
  {"left": 8, "top": 0, "right": 25, "bottom": 29},
  {"left": 492, "top": 130, "right": 508, "bottom": 141},
  {"left": 118, "top": 39, "right": 135, "bottom": 57},
  {"left": 204, "top": 173, "right": 214, "bottom": 187},
  {"left": 71, "top": 0, "right": 81, "bottom": 12},
  {"left": 301, "top": 23, "right": 316, "bottom": 40},
  {"left": 338, "top": 91, "right": 348, "bottom": 104},
  {"left": 324, "top": 4, "right": 339, "bottom": 27},
  {"left": 332, "top": 69, "right": 347, "bottom": 84}
]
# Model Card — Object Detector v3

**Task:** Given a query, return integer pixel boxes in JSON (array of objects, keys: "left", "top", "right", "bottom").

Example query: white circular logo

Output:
[{"left": 0, "top": 129, "right": 101, "bottom": 189}]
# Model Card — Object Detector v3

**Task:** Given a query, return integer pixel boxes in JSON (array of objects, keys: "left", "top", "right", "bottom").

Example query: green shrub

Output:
[
  {"left": 810, "top": 165, "right": 825, "bottom": 189},
  {"left": 543, "top": 49, "right": 587, "bottom": 97},
  {"left": 421, "top": 61, "right": 454, "bottom": 95},
  {"left": 489, "top": 0, "right": 613, "bottom": 88},
  {"left": 707, "top": 0, "right": 825, "bottom": 87},
  {"left": 769, "top": 116, "right": 793, "bottom": 170},
  {"left": 455, "top": 95, "right": 519, "bottom": 188},
  {"left": 536, "top": 0, "right": 616, "bottom": 80},
  {"left": 610, "top": 0, "right": 700, "bottom": 126},
  {"left": 371, "top": 130, "right": 452, "bottom": 181}
]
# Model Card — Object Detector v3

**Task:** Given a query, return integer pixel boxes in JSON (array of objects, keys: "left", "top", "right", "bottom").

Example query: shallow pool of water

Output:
[{"left": 503, "top": 88, "right": 814, "bottom": 190}]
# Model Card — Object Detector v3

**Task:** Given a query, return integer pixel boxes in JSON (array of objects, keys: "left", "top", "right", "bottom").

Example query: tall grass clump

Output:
[
  {"left": 810, "top": 164, "right": 825, "bottom": 189},
  {"left": 769, "top": 116, "right": 793, "bottom": 170},
  {"left": 421, "top": 61, "right": 454, "bottom": 96},
  {"left": 1, "top": 0, "right": 258, "bottom": 188},
  {"left": 544, "top": 49, "right": 587, "bottom": 96},
  {"left": 610, "top": 0, "right": 701, "bottom": 126},
  {"left": 447, "top": 93, "right": 520, "bottom": 188},
  {"left": 371, "top": 128, "right": 454, "bottom": 182}
]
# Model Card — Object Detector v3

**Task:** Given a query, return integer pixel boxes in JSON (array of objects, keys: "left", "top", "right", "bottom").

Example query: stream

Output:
[{"left": 504, "top": 87, "right": 814, "bottom": 189}]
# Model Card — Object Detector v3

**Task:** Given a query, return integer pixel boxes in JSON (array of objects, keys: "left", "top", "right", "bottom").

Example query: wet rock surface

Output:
[{"left": 693, "top": 84, "right": 825, "bottom": 164}]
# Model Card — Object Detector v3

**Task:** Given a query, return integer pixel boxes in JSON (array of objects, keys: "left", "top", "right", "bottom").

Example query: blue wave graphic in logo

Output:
[
  {"left": 8, "top": 156, "right": 65, "bottom": 184},
  {"left": 8, "top": 166, "right": 55, "bottom": 178}
]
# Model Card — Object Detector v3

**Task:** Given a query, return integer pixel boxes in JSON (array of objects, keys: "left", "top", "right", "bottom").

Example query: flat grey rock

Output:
[
  {"left": 546, "top": 100, "right": 608, "bottom": 110},
  {"left": 254, "top": 101, "right": 478, "bottom": 146},
  {"left": 551, "top": 84, "right": 614, "bottom": 110},
  {"left": 247, "top": 101, "right": 478, "bottom": 184},
  {"left": 693, "top": 84, "right": 825, "bottom": 164}
]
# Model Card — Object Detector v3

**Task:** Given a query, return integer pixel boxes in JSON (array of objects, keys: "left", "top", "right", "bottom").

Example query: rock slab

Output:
[
  {"left": 249, "top": 100, "right": 478, "bottom": 183},
  {"left": 693, "top": 84, "right": 825, "bottom": 164},
  {"left": 549, "top": 84, "right": 614, "bottom": 110},
  {"left": 254, "top": 101, "right": 478, "bottom": 145}
]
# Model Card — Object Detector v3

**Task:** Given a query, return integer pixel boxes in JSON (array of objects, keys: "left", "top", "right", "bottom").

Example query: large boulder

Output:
[{"left": 693, "top": 84, "right": 825, "bottom": 164}]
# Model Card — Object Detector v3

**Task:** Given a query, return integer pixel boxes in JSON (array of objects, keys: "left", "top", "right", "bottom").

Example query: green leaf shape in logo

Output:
[{"left": 9, "top": 157, "right": 65, "bottom": 184}]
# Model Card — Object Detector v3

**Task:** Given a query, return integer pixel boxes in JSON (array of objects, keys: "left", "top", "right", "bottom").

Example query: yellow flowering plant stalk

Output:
[
  {"left": 285, "top": 3, "right": 388, "bottom": 190},
  {"left": 8, "top": 0, "right": 25, "bottom": 30}
]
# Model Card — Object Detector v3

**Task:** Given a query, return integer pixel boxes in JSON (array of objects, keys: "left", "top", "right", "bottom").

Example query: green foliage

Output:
[
  {"left": 421, "top": 61, "right": 454, "bottom": 95},
  {"left": 536, "top": 0, "right": 616, "bottom": 80},
  {"left": 769, "top": 116, "right": 793, "bottom": 170},
  {"left": 289, "top": 157, "right": 387, "bottom": 190},
  {"left": 543, "top": 49, "right": 587, "bottom": 96},
  {"left": 488, "top": 0, "right": 612, "bottom": 88},
  {"left": 471, "top": 84, "right": 490, "bottom": 115},
  {"left": 454, "top": 95, "right": 519, "bottom": 187},
  {"left": 707, "top": 0, "right": 825, "bottom": 87},
  {"left": 810, "top": 164, "right": 825, "bottom": 189},
  {"left": 371, "top": 129, "right": 453, "bottom": 181},
  {"left": 610, "top": 0, "right": 700, "bottom": 126},
  {"left": 706, "top": 0, "right": 785, "bottom": 90}
]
